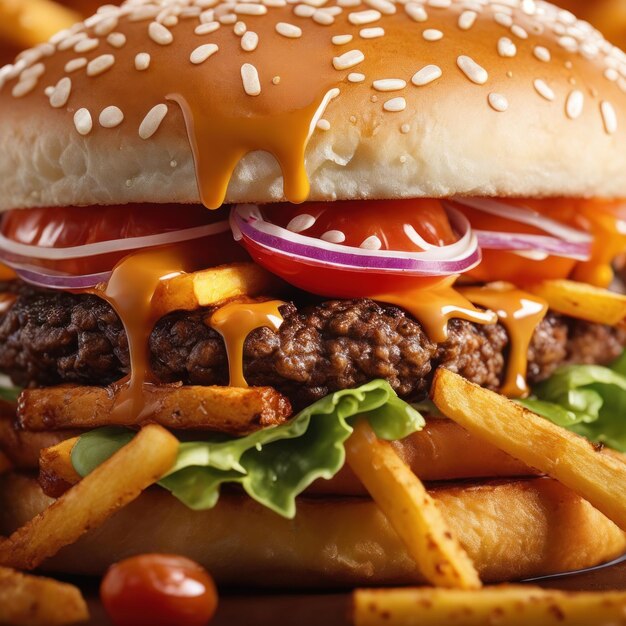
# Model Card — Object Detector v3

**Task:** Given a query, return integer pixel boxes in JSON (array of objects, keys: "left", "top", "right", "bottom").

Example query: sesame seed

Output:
[
  {"left": 190, "top": 43, "right": 219, "bottom": 63},
  {"left": 423, "top": 29, "right": 443, "bottom": 41},
  {"left": 533, "top": 46, "right": 550, "bottom": 62},
  {"left": 493, "top": 12, "right": 512, "bottom": 27},
  {"left": 148, "top": 22, "right": 173, "bottom": 45},
  {"left": 510, "top": 24, "right": 528, "bottom": 39},
  {"left": 20, "top": 63, "right": 45, "bottom": 81},
  {"left": 313, "top": 10, "right": 334, "bottom": 25},
  {"left": 405, "top": 2, "right": 427, "bottom": 22},
  {"left": 128, "top": 5, "right": 160, "bottom": 21},
  {"left": 360, "top": 27, "right": 384, "bottom": 38},
  {"left": 107, "top": 32, "right": 126, "bottom": 48},
  {"left": 87, "top": 54, "right": 115, "bottom": 77},
  {"left": 458, "top": 10, "right": 477, "bottom": 30},
  {"left": 234, "top": 20, "right": 247, "bottom": 35},
  {"left": 317, "top": 119, "right": 331, "bottom": 130},
  {"left": 235, "top": 3, "right": 267, "bottom": 15},
  {"left": 64, "top": 58, "right": 87, "bottom": 73},
  {"left": 272, "top": 75, "right": 281, "bottom": 84},
  {"left": 601, "top": 101, "right": 618, "bottom": 134},
  {"left": 200, "top": 9, "right": 215, "bottom": 22},
  {"left": 373, "top": 78, "right": 406, "bottom": 91},
  {"left": 497, "top": 37, "right": 516, "bottom": 58},
  {"left": 383, "top": 97, "right": 406, "bottom": 112},
  {"left": 195, "top": 21, "right": 220, "bottom": 34},
  {"left": 135, "top": 53, "right": 151, "bottom": 71},
  {"left": 287, "top": 214, "right": 316, "bottom": 232},
  {"left": 321, "top": 230, "right": 346, "bottom": 243},
  {"left": 294, "top": 4, "right": 316, "bottom": 17},
  {"left": 49, "top": 77, "right": 72, "bottom": 108},
  {"left": 332, "top": 34, "right": 353, "bottom": 44},
  {"left": 370, "top": 94, "right": 378, "bottom": 102},
  {"left": 74, "top": 38, "right": 100, "bottom": 53},
  {"left": 241, "top": 31, "right": 258, "bottom": 50},
  {"left": 401, "top": 123, "right": 410, "bottom": 133},
  {"left": 99, "top": 105, "right": 124, "bottom": 128},
  {"left": 558, "top": 35, "right": 577, "bottom": 52},
  {"left": 533, "top": 79, "right": 554, "bottom": 101},
  {"left": 12, "top": 78, "right": 37, "bottom": 98},
  {"left": 276, "top": 22, "right": 302, "bottom": 37},
  {"left": 488, "top": 92, "right": 508, "bottom": 112},
  {"left": 348, "top": 72, "right": 365, "bottom": 82},
  {"left": 566, "top": 90, "right": 584, "bottom": 119},
  {"left": 333, "top": 49, "right": 365, "bottom": 70},
  {"left": 605, "top": 68, "right": 619, "bottom": 82},
  {"left": 411, "top": 64, "right": 442, "bottom": 86},
  {"left": 241, "top": 63, "right": 261, "bottom": 96},
  {"left": 457, "top": 55, "right": 488, "bottom": 85},
  {"left": 74, "top": 108, "right": 93, "bottom": 135},
  {"left": 348, "top": 9, "right": 381, "bottom": 25},
  {"left": 139, "top": 103, "right": 168, "bottom": 139},
  {"left": 360, "top": 235, "right": 382, "bottom": 249},
  {"left": 43, "top": 86, "right": 54, "bottom": 97},
  {"left": 94, "top": 15, "right": 118, "bottom": 36}
]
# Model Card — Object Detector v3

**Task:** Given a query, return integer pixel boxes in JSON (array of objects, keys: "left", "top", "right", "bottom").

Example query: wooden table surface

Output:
[{"left": 81, "top": 555, "right": 626, "bottom": 625}]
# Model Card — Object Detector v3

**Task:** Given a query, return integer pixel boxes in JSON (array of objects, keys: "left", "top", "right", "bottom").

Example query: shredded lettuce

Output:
[
  {"left": 0, "top": 385, "right": 20, "bottom": 403},
  {"left": 71, "top": 380, "right": 423, "bottom": 518},
  {"left": 519, "top": 351, "right": 626, "bottom": 452}
]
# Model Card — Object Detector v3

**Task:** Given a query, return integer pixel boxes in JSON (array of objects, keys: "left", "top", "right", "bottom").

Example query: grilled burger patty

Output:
[{"left": 0, "top": 283, "right": 624, "bottom": 408}]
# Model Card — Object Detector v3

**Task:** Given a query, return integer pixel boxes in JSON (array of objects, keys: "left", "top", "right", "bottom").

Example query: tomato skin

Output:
[{"left": 100, "top": 554, "right": 218, "bottom": 626}]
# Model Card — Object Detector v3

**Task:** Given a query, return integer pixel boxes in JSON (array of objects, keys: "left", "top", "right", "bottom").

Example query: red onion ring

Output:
[{"left": 475, "top": 230, "right": 591, "bottom": 261}]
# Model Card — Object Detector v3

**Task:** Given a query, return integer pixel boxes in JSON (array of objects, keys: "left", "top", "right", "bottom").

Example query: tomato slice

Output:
[
  {"left": 1, "top": 204, "right": 246, "bottom": 276},
  {"left": 100, "top": 554, "right": 218, "bottom": 626},
  {"left": 236, "top": 199, "right": 468, "bottom": 297}
]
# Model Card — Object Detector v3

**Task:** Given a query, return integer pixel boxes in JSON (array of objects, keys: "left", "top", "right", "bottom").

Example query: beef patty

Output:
[{"left": 0, "top": 283, "right": 624, "bottom": 409}]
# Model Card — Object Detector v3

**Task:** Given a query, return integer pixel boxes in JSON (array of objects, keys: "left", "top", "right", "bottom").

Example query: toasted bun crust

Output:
[
  {"left": 2, "top": 474, "right": 624, "bottom": 586},
  {"left": 1, "top": 1, "right": 626, "bottom": 210}
]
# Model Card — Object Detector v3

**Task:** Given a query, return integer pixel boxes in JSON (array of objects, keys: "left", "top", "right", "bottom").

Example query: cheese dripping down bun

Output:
[{"left": 0, "top": 0, "right": 626, "bottom": 210}]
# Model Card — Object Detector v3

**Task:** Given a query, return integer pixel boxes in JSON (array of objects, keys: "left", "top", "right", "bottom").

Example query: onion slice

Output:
[
  {"left": 9, "top": 266, "right": 112, "bottom": 290},
  {"left": 231, "top": 204, "right": 481, "bottom": 276},
  {"left": 475, "top": 231, "right": 591, "bottom": 261}
]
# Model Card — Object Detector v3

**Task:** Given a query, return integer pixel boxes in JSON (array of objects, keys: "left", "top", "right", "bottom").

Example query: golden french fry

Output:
[
  {"left": 0, "top": 424, "right": 178, "bottom": 570},
  {"left": 345, "top": 420, "right": 481, "bottom": 590},
  {"left": 38, "top": 437, "right": 80, "bottom": 497},
  {"left": 0, "top": 0, "right": 81, "bottom": 49},
  {"left": 353, "top": 585, "right": 626, "bottom": 626},
  {"left": 432, "top": 368, "right": 626, "bottom": 531},
  {"left": 0, "top": 566, "right": 88, "bottom": 626},
  {"left": 525, "top": 279, "right": 626, "bottom": 325},
  {"left": 152, "top": 262, "right": 282, "bottom": 317},
  {"left": 18, "top": 384, "right": 292, "bottom": 434}
]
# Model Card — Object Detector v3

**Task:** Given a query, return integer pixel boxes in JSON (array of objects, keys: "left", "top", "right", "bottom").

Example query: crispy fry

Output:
[
  {"left": 38, "top": 437, "right": 80, "bottom": 498},
  {"left": 18, "top": 384, "right": 292, "bottom": 434},
  {"left": 152, "top": 262, "right": 282, "bottom": 318},
  {"left": 432, "top": 368, "right": 626, "bottom": 531},
  {"left": 526, "top": 279, "right": 626, "bottom": 325},
  {"left": 0, "top": 566, "right": 88, "bottom": 626},
  {"left": 0, "top": 449, "right": 11, "bottom": 474},
  {"left": 0, "top": 0, "right": 81, "bottom": 48},
  {"left": 0, "top": 424, "right": 178, "bottom": 570},
  {"left": 345, "top": 420, "right": 482, "bottom": 590},
  {"left": 353, "top": 585, "right": 626, "bottom": 626}
]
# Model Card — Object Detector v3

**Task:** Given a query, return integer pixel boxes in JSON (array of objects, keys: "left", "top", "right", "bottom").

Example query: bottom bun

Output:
[{"left": 1, "top": 474, "right": 624, "bottom": 587}]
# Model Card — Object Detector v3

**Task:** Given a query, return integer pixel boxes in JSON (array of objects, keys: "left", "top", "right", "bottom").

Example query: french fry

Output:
[
  {"left": 0, "top": 424, "right": 178, "bottom": 570},
  {"left": 353, "top": 585, "right": 626, "bottom": 626},
  {"left": 0, "top": 0, "right": 81, "bottom": 49},
  {"left": 0, "top": 566, "right": 88, "bottom": 626},
  {"left": 38, "top": 437, "right": 80, "bottom": 497},
  {"left": 152, "top": 262, "right": 282, "bottom": 318},
  {"left": 432, "top": 368, "right": 626, "bottom": 530},
  {"left": 525, "top": 279, "right": 626, "bottom": 325},
  {"left": 345, "top": 420, "right": 482, "bottom": 590},
  {"left": 18, "top": 384, "right": 292, "bottom": 434}
]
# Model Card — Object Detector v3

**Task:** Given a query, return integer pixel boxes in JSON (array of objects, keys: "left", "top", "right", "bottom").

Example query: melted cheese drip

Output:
[
  {"left": 459, "top": 283, "right": 548, "bottom": 398},
  {"left": 373, "top": 283, "right": 498, "bottom": 344},
  {"left": 209, "top": 300, "right": 285, "bottom": 388}
]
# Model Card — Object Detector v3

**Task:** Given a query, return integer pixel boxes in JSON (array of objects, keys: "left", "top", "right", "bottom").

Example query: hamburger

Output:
[{"left": 0, "top": 0, "right": 626, "bottom": 588}]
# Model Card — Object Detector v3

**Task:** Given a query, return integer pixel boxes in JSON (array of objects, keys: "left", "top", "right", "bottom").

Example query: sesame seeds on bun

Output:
[{"left": 0, "top": 0, "right": 626, "bottom": 210}]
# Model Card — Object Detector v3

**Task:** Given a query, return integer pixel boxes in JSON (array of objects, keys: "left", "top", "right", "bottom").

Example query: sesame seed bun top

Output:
[{"left": 0, "top": 0, "right": 625, "bottom": 210}]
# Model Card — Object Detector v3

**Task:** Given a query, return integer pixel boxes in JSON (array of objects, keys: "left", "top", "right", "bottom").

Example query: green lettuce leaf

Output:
[
  {"left": 71, "top": 380, "right": 424, "bottom": 518},
  {"left": 0, "top": 385, "right": 21, "bottom": 403},
  {"left": 519, "top": 352, "right": 626, "bottom": 452}
]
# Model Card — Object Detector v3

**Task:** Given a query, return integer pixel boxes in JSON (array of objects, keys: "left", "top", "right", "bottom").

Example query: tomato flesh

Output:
[{"left": 100, "top": 554, "right": 218, "bottom": 626}]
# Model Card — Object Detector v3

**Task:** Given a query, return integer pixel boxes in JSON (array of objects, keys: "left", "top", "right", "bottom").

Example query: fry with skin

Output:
[
  {"left": 353, "top": 586, "right": 626, "bottom": 626},
  {"left": 38, "top": 437, "right": 80, "bottom": 497},
  {"left": 0, "top": 424, "right": 178, "bottom": 570},
  {"left": 432, "top": 368, "right": 626, "bottom": 531},
  {"left": 345, "top": 420, "right": 481, "bottom": 590},
  {"left": 525, "top": 279, "right": 626, "bottom": 325},
  {"left": 18, "top": 384, "right": 292, "bottom": 434},
  {"left": 152, "top": 262, "right": 282, "bottom": 318},
  {"left": 0, "top": 566, "right": 88, "bottom": 626}
]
